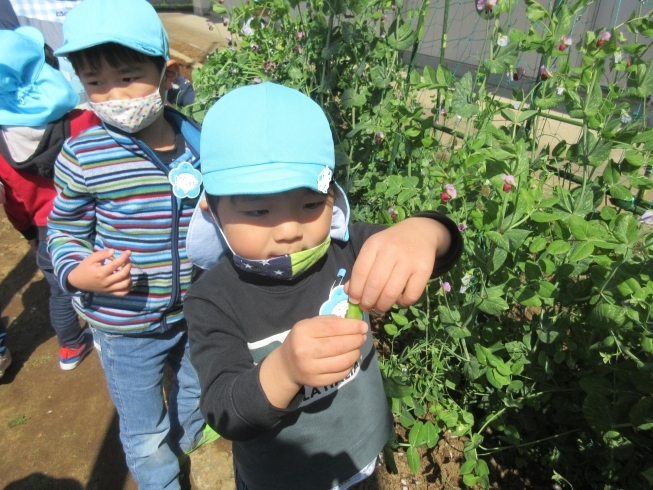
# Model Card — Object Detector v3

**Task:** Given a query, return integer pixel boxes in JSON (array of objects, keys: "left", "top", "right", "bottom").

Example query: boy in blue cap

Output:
[
  {"left": 46, "top": 0, "right": 216, "bottom": 487},
  {"left": 184, "top": 82, "right": 463, "bottom": 490},
  {"left": 0, "top": 26, "right": 98, "bottom": 373}
]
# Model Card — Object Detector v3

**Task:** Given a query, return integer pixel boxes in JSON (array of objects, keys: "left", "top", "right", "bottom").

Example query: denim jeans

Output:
[
  {"left": 90, "top": 321, "right": 205, "bottom": 490},
  {"left": 36, "top": 240, "right": 85, "bottom": 348}
]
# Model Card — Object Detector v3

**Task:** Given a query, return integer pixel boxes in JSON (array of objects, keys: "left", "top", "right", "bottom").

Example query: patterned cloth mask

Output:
[
  {"left": 233, "top": 236, "right": 332, "bottom": 280},
  {"left": 89, "top": 70, "right": 165, "bottom": 133}
]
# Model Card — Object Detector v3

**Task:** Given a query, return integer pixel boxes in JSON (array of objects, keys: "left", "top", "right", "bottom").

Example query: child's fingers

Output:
[
  {"left": 360, "top": 264, "right": 410, "bottom": 311},
  {"left": 346, "top": 243, "right": 379, "bottom": 307},
  {"left": 103, "top": 250, "right": 132, "bottom": 272},
  {"left": 106, "top": 278, "right": 133, "bottom": 296},
  {"left": 104, "top": 261, "right": 132, "bottom": 284},
  {"left": 396, "top": 269, "right": 432, "bottom": 307},
  {"left": 87, "top": 248, "right": 117, "bottom": 265},
  {"left": 309, "top": 316, "right": 368, "bottom": 337}
]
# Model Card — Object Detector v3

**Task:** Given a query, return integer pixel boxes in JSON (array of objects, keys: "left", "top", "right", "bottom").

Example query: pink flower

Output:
[
  {"left": 440, "top": 192, "right": 450, "bottom": 203},
  {"left": 477, "top": 0, "right": 496, "bottom": 13},
  {"left": 440, "top": 281, "right": 451, "bottom": 293},
  {"left": 559, "top": 36, "right": 572, "bottom": 51},
  {"left": 512, "top": 66, "right": 525, "bottom": 81},
  {"left": 254, "top": 77, "right": 262, "bottom": 84},
  {"left": 251, "top": 43, "right": 260, "bottom": 53},
  {"left": 387, "top": 206, "right": 398, "bottom": 221},
  {"left": 297, "top": 31, "right": 304, "bottom": 40},
  {"left": 502, "top": 174, "right": 516, "bottom": 186},
  {"left": 206, "top": 20, "right": 214, "bottom": 29},
  {"left": 640, "top": 210, "right": 653, "bottom": 225},
  {"left": 540, "top": 65, "right": 552, "bottom": 81},
  {"left": 597, "top": 31, "right": 611, "bottom": 47},
  {"left": 375, "top": 131, "right": 385, "bottom": 143},
  {"left": 458, "top": 223, "right": 467, "bottom": 231},
  {"left": 440, "top": 107, "right": 447, "bottom": 117},
  {"left": 445, "top": 184, "right": 457, "bottom": 199},
  {"left": 222, "top": 16, "right": 229, "bottom": 26},
  {"left": 503, "top": 183, "right": 512, "bottom": 193},
  {"left": 297, "top": 45, "right": 303, "bottom": 54}
]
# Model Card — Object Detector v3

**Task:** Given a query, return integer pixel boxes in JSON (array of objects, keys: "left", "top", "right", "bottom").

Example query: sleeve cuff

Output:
[
  {"left": 20, "top": 226, "right": 38, "bottom": 241},
  {"left": 231, "top": 364, "right": 303, "bottom": 435}
]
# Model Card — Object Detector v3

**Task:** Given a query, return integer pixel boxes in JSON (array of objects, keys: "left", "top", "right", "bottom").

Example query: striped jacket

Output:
[{"left": 47, "top": 109, "right": 202, "bottom": 333}]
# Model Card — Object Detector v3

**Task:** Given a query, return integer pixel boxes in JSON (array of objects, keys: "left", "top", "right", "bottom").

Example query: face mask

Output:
[
  {"left": 232, "top": 236, "right": 331, "bottom": 280},
  {"left": 89, "top": 69, "right": 166, "bottom": 133}
]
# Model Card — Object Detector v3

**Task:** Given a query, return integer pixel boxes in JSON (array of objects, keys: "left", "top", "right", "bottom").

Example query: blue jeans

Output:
[
  {"left": 90, "top": 321, "right": 205, "bottom": 490},
  {"left": 36, "top": 240, "right": 85, "bottom": 348}
]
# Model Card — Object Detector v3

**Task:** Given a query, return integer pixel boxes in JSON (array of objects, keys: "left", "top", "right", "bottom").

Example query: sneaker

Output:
[
  {"left": 59, "top": 339, "right": 93, "bottom": 371},
  {"left": 179, "top": 424, "right": 220, "bottom": 462},
  {"left": 0, "top": 349, "right": 12, "bottom": 379}
]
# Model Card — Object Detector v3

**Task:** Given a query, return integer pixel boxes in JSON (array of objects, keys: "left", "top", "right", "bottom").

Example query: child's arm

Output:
[
  {"left": 47, "top": 142, "right": 132, "bottom": 295},
  {"left": 346, "top": 212, "right": 462, "bottom": 312}
]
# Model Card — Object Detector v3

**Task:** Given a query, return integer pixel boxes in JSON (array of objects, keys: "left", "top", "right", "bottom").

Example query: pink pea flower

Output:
[
  {"left": 297, "top": 45, "right": 304, "bottom": 54},
  {"left": 440, "top": 281, "right": 451, "bottom": 293},
  {"left": 251, "top": 43, "right": 260, "bottom": 53},
  {"left": 297, "top": 31, "right": 304, "bottom": 40},
  {"left": 512, "top": 66, "right": 525, "bottom": 81},
  {"left": 477, "top": 0, "right": 496, "bottom": 13},
  {"left": 640, "top": 210, "right": 653, "bottom": 225},
  {"left": 502, "top": 174, "right": 516, "bottom": 185},
  {"left": 458, "top": 223, "right": 467, "bottom": 231},
  {"left": 559, "top": 36, "right": 572, "bottom": 51},
  {"left": 254, "top": 77, "right": 262, "bottom": 84},
  {"left": 597, "top": 31, "right": 611, "bottom": 47},
  {"left": 375, "top": 131, "right": 385, "bottom": 143},
  {"left": 387, "top": 206, "right": 398, "bottom": 221},
  {"left": 440, "top": 192, "right": 450, "bottom": 203},
  {"left": 502, "top": 174, "right": 515, "bottom": 192},
  {"left": 206, "top": 20, "right": 214, "bottom": 30},
  {"left": 222, "top": 16, "right": 229, "bottom": 26},
  {"left": 540, "top": 65, "right": 552, "bottom": 81},
  {"left": 445, "top": 184, "right": 457, "bottom": 199}
]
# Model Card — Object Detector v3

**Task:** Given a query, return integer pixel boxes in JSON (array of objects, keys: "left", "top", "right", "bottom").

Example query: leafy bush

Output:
[{"left": 192, "top": 0, "right": 653, "bottom": 487}]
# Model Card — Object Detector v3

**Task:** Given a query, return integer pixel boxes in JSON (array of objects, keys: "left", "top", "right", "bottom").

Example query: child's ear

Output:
[
  {"left": 163, "top": 60, "right": 180, "bottom": 90},
  {"left": 199, "top": 198, "right": 209, "bottom": 212}
]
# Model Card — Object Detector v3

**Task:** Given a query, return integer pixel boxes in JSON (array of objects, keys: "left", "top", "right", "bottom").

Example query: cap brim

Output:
[
  {"left": 202, "top": 161, "right": 330, "bottom": 197},
  {"left": 54, "top": 33, "right": 168, "bottom": 59}
]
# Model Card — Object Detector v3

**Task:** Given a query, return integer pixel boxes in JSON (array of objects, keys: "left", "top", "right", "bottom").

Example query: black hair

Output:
[
  {"left": 66, "top": 42, "right": 166, "bottom": 74},
  {"left": 44, "top": 43, "right": 59, "bottom": 70},
  {"left": 204, "top": 183, "right": 336, "bottom": 216}
]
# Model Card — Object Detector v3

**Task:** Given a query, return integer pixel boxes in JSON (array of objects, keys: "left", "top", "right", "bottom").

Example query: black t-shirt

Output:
[{"left": 185, "top": 214, "right": 462, "bottom": 490}]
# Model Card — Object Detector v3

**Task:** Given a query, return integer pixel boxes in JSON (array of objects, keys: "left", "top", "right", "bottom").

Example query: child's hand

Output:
[
  {"left": 67, "top": 249, "right": 133, "bottom": 296},
  {"left": 346, "top": 217, "right": 451, "bottom": 312},
  {"left": 259, "top": 316, "right": 367, "bottom": 409}
]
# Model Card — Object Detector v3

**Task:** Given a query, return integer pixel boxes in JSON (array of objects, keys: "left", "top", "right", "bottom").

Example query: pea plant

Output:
[{"left": 191, "top": 0, "right": 653, "bottom": 487}]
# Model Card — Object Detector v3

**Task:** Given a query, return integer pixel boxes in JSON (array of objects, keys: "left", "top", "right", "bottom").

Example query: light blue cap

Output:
[
  {"left": 201, "top": 82, "right": 335, "bottom": 196},
  {"left": 0, "top": 27, "right": 79, "bottom": 127},
  {"left": 54, "top": 0, "right": 170, "bottom": 61}
]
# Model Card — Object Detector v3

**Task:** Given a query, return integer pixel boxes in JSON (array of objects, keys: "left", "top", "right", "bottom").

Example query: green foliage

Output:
[{"left": 191, "top": 0, "right": 653, "bottom": 487}]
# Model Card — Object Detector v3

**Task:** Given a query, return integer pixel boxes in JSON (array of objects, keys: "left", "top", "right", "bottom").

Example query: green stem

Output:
[{"left": 478, "top": 429, "right": 580, "bottom": 455}]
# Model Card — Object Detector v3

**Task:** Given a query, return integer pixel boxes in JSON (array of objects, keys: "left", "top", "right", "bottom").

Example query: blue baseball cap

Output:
[
  {"left": 55, "top": 0, "right": 170, "bottom": 61},
  {"left": 0, "top": 27, "right": 79, "bottom": 126},
  {"left": 201, "top": 82, "right": 335, "bottom": 196}
]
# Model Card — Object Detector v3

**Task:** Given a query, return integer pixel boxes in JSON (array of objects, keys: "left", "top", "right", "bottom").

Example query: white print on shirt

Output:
[{"left": 300, "top": 359, "right": 360, "bottom": 407}]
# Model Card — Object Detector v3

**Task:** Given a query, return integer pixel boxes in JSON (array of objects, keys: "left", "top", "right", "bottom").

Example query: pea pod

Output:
[{"left": 346, "top": 301, "right": 363, "bottom": 320}]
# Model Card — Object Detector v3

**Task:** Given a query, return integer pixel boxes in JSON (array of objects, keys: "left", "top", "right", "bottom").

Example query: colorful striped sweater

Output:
[{"left": 47, "top": 109, "right": 201, "bottom": 333}]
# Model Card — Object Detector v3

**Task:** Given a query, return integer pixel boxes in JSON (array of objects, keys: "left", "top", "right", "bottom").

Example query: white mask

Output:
[{"left": 89, "top": 69, "right": 166, "bottom": 133}]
